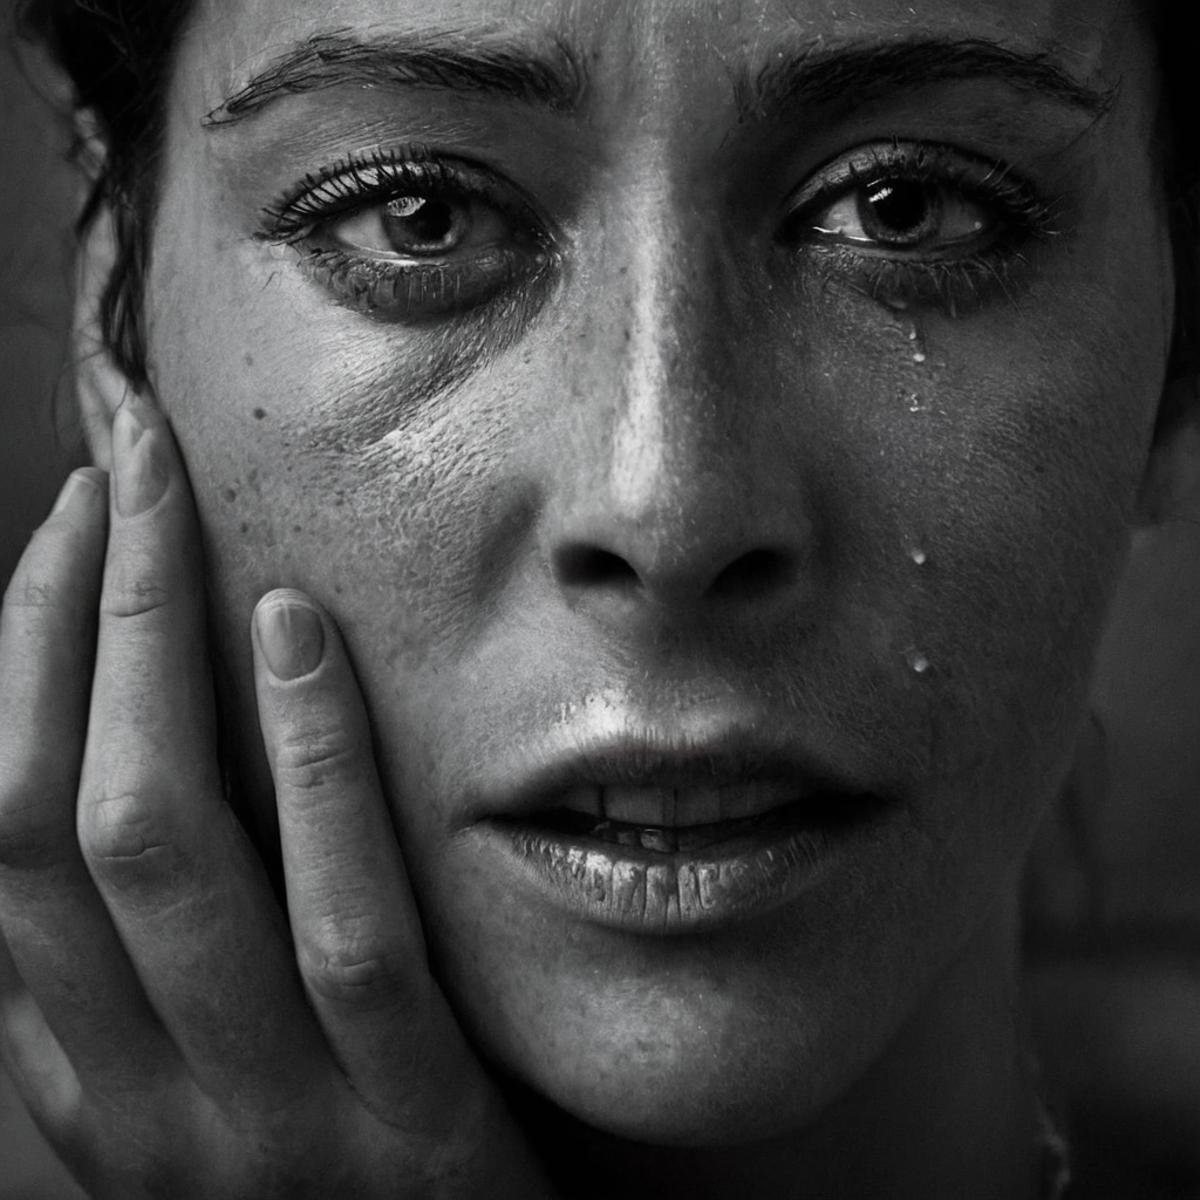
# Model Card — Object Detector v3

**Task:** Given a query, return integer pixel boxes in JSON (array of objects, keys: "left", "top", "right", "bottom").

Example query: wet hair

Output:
[{"left": 15, "top": 0, "right": 1200, "bottom": 424}]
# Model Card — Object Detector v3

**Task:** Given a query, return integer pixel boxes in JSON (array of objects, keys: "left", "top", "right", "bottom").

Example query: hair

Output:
[
  {"left": 15, "top": 0, "right": 1200, "bottom": 424},
  {"left": 17, "top": 0, "right": 193, "bottom": 390}
]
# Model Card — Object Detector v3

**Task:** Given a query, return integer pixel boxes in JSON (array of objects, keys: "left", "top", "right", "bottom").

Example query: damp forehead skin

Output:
[{"left": 144, "top": 0, "right": 1170, "bottom": 1153}]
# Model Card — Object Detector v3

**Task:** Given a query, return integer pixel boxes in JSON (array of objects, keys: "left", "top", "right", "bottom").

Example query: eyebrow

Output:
[
  {"left": 203, "top": 29, "right": 1115, "bottom": 131},
  {"left": 736, "top": 36, "right": 1117, "bottom": 123},
  {"left": 203, "top": 28, "right": 588, "bottom": 126}
]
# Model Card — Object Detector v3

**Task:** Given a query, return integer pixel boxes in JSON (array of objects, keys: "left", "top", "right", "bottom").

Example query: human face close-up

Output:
[{"left": 138, "top": 0, "right": 1171, "bottom": 1158}]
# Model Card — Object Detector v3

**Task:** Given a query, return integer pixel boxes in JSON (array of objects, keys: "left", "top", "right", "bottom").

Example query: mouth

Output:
[
  {"left": 469, "top": 740, "right": 891, "bottom": 934},
  {"left": 517, "top": 780, "right": 870, "bottom": 853}
]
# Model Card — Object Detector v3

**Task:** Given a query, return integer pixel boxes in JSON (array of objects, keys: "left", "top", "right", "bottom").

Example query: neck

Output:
[{"left": 513, "top": 897, "right": 1046, "bottom": 1200}]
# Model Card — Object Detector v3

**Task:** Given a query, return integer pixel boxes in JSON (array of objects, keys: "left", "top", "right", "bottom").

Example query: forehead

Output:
[{"left": 191, "top": 0, "right": 1138, "bottom": 113}]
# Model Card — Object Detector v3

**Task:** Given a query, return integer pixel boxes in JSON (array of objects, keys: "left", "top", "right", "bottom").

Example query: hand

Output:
[{"left": 0, "top": 394, "right": 552, "bottom": 1199}]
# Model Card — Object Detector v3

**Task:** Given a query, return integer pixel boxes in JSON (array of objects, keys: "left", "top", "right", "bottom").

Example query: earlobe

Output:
[
  {"left": 72, "top": 203, "right": 135, "bottom": 473},
  {"left": 1135, "top": 377, "right": 1200, "bottom": 526}
]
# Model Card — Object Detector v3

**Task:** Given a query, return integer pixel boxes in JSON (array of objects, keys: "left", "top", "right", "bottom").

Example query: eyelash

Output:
[
  {"left": 259, "top": 148, "right": 554, "bottom": 318},
  {"left": 261, "top": 141, "right": 1057, "bottom": 320},
  {"left": 781, "top": 141, "right": 1059, "bottom": 309}
]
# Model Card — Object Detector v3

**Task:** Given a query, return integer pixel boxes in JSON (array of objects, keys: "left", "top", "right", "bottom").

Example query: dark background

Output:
[{"left": 2, "top": 6, "right": 1198, "bottom": 1195}]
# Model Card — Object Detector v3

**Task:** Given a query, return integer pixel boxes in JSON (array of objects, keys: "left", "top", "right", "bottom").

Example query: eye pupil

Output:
[
  {"left": 860, "top": 179, "right": 935, "bottom": 243},
  {"left": 383, "top": 195, "right": 461, "bottom": 253}
]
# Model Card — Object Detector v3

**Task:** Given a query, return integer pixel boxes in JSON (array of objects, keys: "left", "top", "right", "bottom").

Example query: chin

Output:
[
  {"left": 510, "top": 1002, "right": 831, "bottom": 1147},
  {"left": 430, "top": 884, "right": 912, "bottom": 1150}
]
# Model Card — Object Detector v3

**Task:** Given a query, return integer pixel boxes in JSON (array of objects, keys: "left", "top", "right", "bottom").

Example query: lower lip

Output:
[{"left": 473, "top": 798, "right": 881, "bottom": 935}]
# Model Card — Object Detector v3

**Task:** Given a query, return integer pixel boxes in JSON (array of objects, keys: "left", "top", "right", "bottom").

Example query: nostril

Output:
[
  {"left": 709, "top": 547, "right": 797, "bottom": 600},
  {"left": 555, "top": 544, "right": 642, "bottom": 591}
]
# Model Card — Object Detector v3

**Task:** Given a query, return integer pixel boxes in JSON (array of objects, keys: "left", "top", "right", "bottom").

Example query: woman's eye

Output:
[
  {"left": 810, "top": 178, "right": 989, "bottom": 252},
  {"left": 776, "top": 143, "right": 1056, "bottom": 309},
  {"left": 262, "top": 157, "right": 555, "bottom": 321},
  {"left": 327, "top": 192, "right": 510, "bottom": 260}
]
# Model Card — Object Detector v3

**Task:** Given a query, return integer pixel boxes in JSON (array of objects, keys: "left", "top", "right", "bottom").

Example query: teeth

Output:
[
  {"left": 587, "top": 783, "right": 799, "bottom": 828},
  {"left": 602, "top": 787, "right": 674, "bottom": 825},
  {"left": 638, "top": 827, "right": 676, "bottom": 854}
]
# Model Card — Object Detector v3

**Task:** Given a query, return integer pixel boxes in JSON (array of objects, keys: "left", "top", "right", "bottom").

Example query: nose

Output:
[
  {"left": 541, "top": 207, "right": 819, "bottom": 624},
  {"left": 548, "top": 434, "right": 816, "bottom": 611}
]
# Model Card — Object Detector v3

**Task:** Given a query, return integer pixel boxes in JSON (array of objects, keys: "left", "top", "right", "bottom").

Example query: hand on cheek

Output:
[{"left": 0, "top": 396, "right": 553, "bottom": 1198}]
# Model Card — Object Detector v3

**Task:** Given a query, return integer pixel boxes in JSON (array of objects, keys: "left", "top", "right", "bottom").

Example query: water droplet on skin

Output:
[{"left": 908, "top": 652, "right": 931, "bottom": 675}]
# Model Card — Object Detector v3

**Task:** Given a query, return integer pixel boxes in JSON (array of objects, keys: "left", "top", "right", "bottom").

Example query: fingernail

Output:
[
  {"left": 257, "top": 597, "right": 325, "bottom": 681},
  {"left": 112, "top": 398, "right": 169, "bottom": 518},
  {"left": 51, "top": 468, "right": 107, "bottom": 517}
]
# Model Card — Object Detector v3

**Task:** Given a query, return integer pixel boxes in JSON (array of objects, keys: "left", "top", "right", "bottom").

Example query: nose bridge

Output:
[
  {"left": 609, "top": 203, "right": 674, "bottom": 518},
  {"left": 543, "top": 174, "right": 815, "bottom": 613},
  {"left": 601, "top": 177, "right": 735, "bottom": 527}
]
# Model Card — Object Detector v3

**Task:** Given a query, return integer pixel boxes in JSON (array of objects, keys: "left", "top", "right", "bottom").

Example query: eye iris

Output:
[
  {"left": 382, "top": 195, "right": 464, "bottom": 254},
  {"left": 859, "top": 179, "right": 938, "bottom": 245}
]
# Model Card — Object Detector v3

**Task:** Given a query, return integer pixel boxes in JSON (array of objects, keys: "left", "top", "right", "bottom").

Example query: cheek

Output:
[
  {"left": 753, "top": 258, "right": 1163, "bottom": 830},
  {"left": 143, "top": 248, "right": 526, "bottom": 807},
  {"left": 146, "top": 236, "right": 517, "bottom": 618},
  {"left": 917, "top": 296, "right": 1155, "bottom": 702}
]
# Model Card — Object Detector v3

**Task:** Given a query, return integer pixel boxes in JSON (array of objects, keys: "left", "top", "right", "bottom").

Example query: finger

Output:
[
  {"left": 76, "top": 398, "right": 325, "bottom": 1103},
  {"left": 1, "top": 935, "right": 81, "bottom": 1142},
  {"left": 0, "top": 469, "right": 176, "bottom": 1092},
  {"left": 253, "top": 591, "right": 447, "bottom": 1119}
]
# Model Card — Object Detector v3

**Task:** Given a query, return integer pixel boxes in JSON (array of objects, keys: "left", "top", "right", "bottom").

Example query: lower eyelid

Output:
[{"left": 296, "top": 241, "right": 553, "bottom": 320}]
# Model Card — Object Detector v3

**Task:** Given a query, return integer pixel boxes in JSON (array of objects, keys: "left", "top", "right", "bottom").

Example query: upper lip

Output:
[{"left": 467, "top": 728, "right": 874, "bottom": 829}]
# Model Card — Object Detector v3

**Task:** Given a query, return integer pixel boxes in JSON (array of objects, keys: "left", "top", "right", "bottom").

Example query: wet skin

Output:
[{"left": 60, "top": 0, "right": 1179, "bottom": 1191}]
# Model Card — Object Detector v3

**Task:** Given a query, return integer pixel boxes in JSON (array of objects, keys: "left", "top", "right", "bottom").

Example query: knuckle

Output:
[
  {"left": 272, "top": 728, "right": 361, "bottom": 794},
  {"left": 79, "top": 787, "right": 184, "bottom": 888},
  {"left": 1, "top": 520, "right": 96, "bottom": 618},
  {"left": 2, "top": 560, "right": 71, "bottom": 618},
  {"left": 299, "top": 938, "right": 410, "bottom": 1008},
  {"left": 100, "top": 565, "right": 171, "bottom": 621}
]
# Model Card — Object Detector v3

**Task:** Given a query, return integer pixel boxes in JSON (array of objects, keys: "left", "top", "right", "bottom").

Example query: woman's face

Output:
[{"left": 139, "top": 0, "right": 1171, "bottom": 1144}]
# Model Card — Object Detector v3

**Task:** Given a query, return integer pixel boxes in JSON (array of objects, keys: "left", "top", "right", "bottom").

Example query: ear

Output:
[
  {"left": 1134, "top": 377, "right": 1200, "bottom": 526},
  {"left": 72, "top": 201, "right": 136, "bottom": 473}
]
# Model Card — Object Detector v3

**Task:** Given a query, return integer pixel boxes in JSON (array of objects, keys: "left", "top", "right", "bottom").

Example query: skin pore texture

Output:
[{"left": 69, "top": 0, "right": 1173, "bottom": 1193}]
